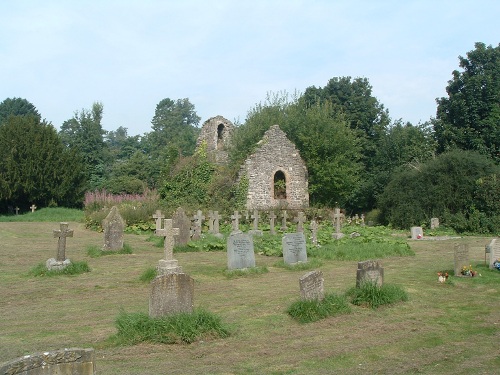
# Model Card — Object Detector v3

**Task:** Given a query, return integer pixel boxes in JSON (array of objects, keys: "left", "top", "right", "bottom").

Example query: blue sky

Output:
[{"left": 1, "top": 0, "right": 498, "bottom": 136}]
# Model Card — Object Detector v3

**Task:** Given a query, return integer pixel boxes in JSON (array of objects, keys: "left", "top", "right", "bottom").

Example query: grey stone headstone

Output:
[
  {"left": 356, "top": 260, "right": 384, "bottom": 287},
  {"left": 282, "top": 232, "right": 307, "bottom": 264},
  {"left": 488, "top": 238, "right": 500, "bottom": 270},
  {"left": 0, "top": 348, "right": 96, "bottom": 375},
  {"left": 102, "top": 206, "right": 125, "bottom": 251},
  {"left": 149, "top": 273, "right": 194, "bottom": 318},
  {"left": 49, "top": 222, "right": 73, "bottom": 270},
  {"left": 410, "top": 226, "right": 423, "bottom": 240},
  {"left": 430, "top": 217, "right": 440, "bottom": 229},
  {"left": 299, "top": 270, "right": 324, "bottom": 301},
  {"left": 454, "top": 243, "right": 469, "bottom": 276},
  {"left": 172, "top": 207, "right": 191, "bottom": 246},
  {"left": 227, "top": 233, "right": 255, "bottom": 270},
  {"left": 310, "top": 219, "right": 319, "bottom": 246}
]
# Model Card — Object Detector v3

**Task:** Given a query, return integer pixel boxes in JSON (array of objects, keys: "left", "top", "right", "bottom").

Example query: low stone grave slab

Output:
[{"left": 410, "top": 226, "right": 423, "bottom": 240}]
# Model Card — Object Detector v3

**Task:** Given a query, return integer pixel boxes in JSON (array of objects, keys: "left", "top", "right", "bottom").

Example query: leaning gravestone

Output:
[
  {"left": 227, "top": 232, "right": 255, "bottom": 270},
  {"left": 454, "top": 243, "right": 469, "bottom": 276},
  {"left": 47, "top": 222, "right": 73, "bottom": 270},
  {"left": 299, "top": 270, "right": 324, "bottom": 301},
  {"left": 410, "top": 226, "right": 424, "bottom": 240},
  {"left": 488, "top": 238, "right": 500, "bottom": 270},
  {"left": 172, "top": 207, "right": 191, "bottom": 246},
  {"left": 282, "top": 232, "right": 307, "bottom": 264},
  {"left": 356, "top": 260, "right": 384, "bottom": 287},
  {"left": 149, "top": 273, "right": 194, "bottom": 318},
  {"left": 0, "top": 348, "right": 96, "bottom": 375},
  {"left": 102, "top": 206, "right": 125, "bottom": 251}
]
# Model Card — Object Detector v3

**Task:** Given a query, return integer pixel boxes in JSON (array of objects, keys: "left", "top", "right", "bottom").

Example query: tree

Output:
[
  {"left": 0, "top": 97, "right": 41, "bottom": 125},
  {"left": 434, "top": 42, "right": 500, "bottom": 162},
  {"left": 0, "top": 115, "right": 86, "bottom": 212}
]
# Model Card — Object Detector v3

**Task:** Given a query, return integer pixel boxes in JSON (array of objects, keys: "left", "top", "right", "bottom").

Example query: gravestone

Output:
[
  {"left": 231, "top": 210, "right": 242, "bottom": 234},
  {"left": 280, "top": 210, "right": 288, "bottom": 231},
  {"left": 0, "top": 348, "right": 96, "bottom": 375},
  {"left": 102, "top": 206, "right": 125, "bottom": 251},
  {"left": 332, "top": 208, "right": 345, "bottom": 239},
  {"left": 227, "top": 232, "right": 255, "bottom": 270},
  {"left": 454, "top": 243, "right": 469, "bottom": 276},
  {"left": 488, "top": 238, "right": 500, "bottom": 270},
  {"left": 294, "top": 211, "right": 306, "bottom": 233},
  {"left": 249, "top": 209, "right": 263, "bottom": 236},
  {"left": 15, "top": 206, "right": 19, "bottom": 215},
  {"left": 430, "top": 217, "right": 440, "bottom": 229},
  {"left": 299, "top": 270, "right": 324, "bottom": 301},
  {"left": 149, "top": 273, "right": 194, "bottom": 318},
  {"left": 269, "top": 211, "right": 277, "bottom": 235},
  {"left": 361, "top": 214, "right": 365, "bottom": 226},
  {"left": 356, "top": 260, "right": 384, "bottom": 287},
  {"left": 172, "top": 207, "right": 191, "bottom": 246},
  {"left": 212, "top": 210, "right": 224, "bottom": 238},
  {"left": 155, "top": 218, "right": 182, "bottom": 275},
  {"left": 410, "top": 226, "right": 424, "bottom": 240},
  {"left": 30, "top": 204, "right": 37, "bottom": 213},
  {"left": 153, "top": 209, "right": 165, "bottom": 231},
  {"left": 310, "top": 219, "right": 319, "bottom": 246},
  {"left": 282, "top": 232, "right": 307, "bottom": 264},
  {"left": 47, "top": 222, "right": 73, "bottom": 270},
  {"left": 191, "top": 210, "right": 205, "bottom": 240},
  {"left": 207, "top": 210, "right": 215, "bottom": 233}
]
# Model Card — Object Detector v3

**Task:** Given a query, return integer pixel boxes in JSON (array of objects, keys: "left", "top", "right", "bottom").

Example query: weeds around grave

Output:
[
  {"left": 223, "top": 266, "right": 268, "bottom": 278},
  {"left": 345, "top": 281, "right": 408, "bottom": 309},
  {"left": 106, "top": 308, "right": 231, "bottom": 346},
  {"left": 86, "top": 244, "right": 133, "bottom": 258},
  {"left": 29, "top": 261, "right": 91, "bottom": 277},
  {"left": 287, "top": 293, "right": 351, "bottom": 323},
  {"left": 139, "top": 266, "right": 157, "bottom": 283}
]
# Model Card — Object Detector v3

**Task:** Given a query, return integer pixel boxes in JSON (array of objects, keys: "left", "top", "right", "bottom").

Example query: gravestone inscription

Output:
[
  {"left": 411, "top": 226, "right": 424, "bottom": 240},
  {"left": 299, "top": 270, "right": 324, "bottom": 301},
  {"left": 282, "top": 232, "right": 307, "bottom": 264},
  {"left": 227, "top": 233, "right": 255, "bottom": 270},
  {"left": 356, "top": 260, "right": 384, "bottom": 287}
]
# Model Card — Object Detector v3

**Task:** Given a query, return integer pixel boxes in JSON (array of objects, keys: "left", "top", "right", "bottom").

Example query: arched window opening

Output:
[
  {"left": 274, "top": 170, "right": 287, "bottom": 199},
  {"left": 217, "top": 124, "right": 225, "bottom": 149}
]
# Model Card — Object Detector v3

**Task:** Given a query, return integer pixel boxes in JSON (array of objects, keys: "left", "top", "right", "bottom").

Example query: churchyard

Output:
[{"left": 0, "top": 209, "right": 499, "bottom": 374}]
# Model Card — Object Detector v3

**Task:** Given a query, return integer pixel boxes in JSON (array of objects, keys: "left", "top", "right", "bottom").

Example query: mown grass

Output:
[
  {"left": 273, "top": 258, "right": 323, "bottom": 271},
  {"left": 28, "top": 261, "right": 91, "bottom": 277},
  {"left": 0, "top": 207, "right": 84, "bottom": 222},
  {"left": 287, "top": 293, "right": 351, "bottom": 323},
  {"left": 86, "top": 244, "right": 133, "bottom": 258}
]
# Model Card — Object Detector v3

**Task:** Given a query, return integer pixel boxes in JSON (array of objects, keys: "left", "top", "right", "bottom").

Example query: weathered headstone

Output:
[
  {"left": 15, "top": 206, "right": 19, "bottom": 215},
  {"left": 269, "top": 211, "right": 277, "bottom": 235},
  {"left": 0, "top": 348, "right": 96, "bottom": 375},
  {"left": 102, "top": 206, "right": 125, "bottom": 251},
  {"left": 172, "top": 207, "right": 191, "bottom": 246},
  {"left": 47, "top": 222, "right": 73, "bottom": 270},
  {"left": 360, "top": 214, "right": 365, "bottom": 226},
  {"left": 299, "top": 270, "right": 324, "bottom": 301},
  {"left": 212, "top": 210, "right": 223, "bottom": 238},
  {"left": 488, "top": 238, "right": 500, "bottom": 270},
  {"left": 310, "top": 219, "right": 319, "bottom": 246},
  {"left": 227, "top": 232, "right": 255, "bottom": 270},
  {"left": 153, "top": 209, "right": 165, "bottom": 231},
  {"left": 249, "top": 209, "right": 263, "bottom": 236},
  {"left": 430, "top": 217, "right": 440, "bottom": 229},
  {"left": 294, "top": 211, "right": 306, "bottom": 233},
  {"left": 410, "top": 226, "right": 424, "bottom": 240},
  {"left": 356, "top": 260, "right": 384, "bottom": 287},
  {"left": 280, "top": 210, "right": 288, "bottom": 231},
  {"left": 231, "top": 210, "right": 242, "bottom": 234},
  {"left": 155, "top": 219, "right": 182, "bottom": 275},
  {"left": 149, "top": 273, "right": 194, "bottom": 318},
  {"left": 332, "top": 208, "right": 345, "bottom": 239},
  {"left": 454, "top": 243, "right": 469, "bottom": 276},
  {"left": 191, "top": 210, "right": 205, "bottom": 240},
  {"left": 282, "top": 232, "right": 307, "bottom": 264},
  {"left": 30, "top": 204, "right": 37, "bottom": 213},
  {"left": 207, "top": 210, "right": 215, "bottom": 233}
]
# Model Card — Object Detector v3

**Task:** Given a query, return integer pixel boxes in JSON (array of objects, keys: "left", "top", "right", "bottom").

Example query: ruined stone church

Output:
[{"left": 196, "top": 116, "right": 309, "bottom": 210}]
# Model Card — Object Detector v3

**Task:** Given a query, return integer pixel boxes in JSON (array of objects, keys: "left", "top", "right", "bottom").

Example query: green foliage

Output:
[
  {"left": 287, "top": 293, "right": 351, "bottom": 323},
  {"left": 111, "top": 309, "right": 230, "bottom": 345},
  {"left": 345, "top": 282, "right": 408, "bottom": 309},
  {"left": 29, "top": 261, "right": 91, "bottom": 277},
  {"left": 0, "top": 115, "right": 86, "bottom": 212},
  {"left": 86, "top": 244, "right": 133, "bottom": 258},
  {"left": 378, "top": 149, "right": 500, "bottom": 232},
  {"left": 435, "top": 42, "right": 500, "bottom": 162},
  {"left": 0, "top": 97, "right": 41, "bottom": 125},
  {"left": 139, "top": 267, "right": 157, "bottom": 283},
  {"left": 174, "top": 235, "right": 226, "bottom": 252}
]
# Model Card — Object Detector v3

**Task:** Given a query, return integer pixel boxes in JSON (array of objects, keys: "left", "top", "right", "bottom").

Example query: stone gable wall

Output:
[{"left": 196, "top": 115, "right": 235, "bottom": 164}]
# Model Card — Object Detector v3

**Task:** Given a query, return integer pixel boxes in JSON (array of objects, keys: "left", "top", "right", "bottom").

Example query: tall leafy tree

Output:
[
  {"left": 0, "top": 115, "right": 86, "bottom": 212},
  {"left": 0, "top": 97, "right": 41, "bottom": 125},
  {"left": 434, "top": 42, "right": 500, "bottom": 162}
]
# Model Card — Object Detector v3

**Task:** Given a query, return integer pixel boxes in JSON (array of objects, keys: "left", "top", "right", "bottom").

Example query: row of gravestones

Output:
[{"left": 410, "top": 218, "right": 441, "bottom": 240}]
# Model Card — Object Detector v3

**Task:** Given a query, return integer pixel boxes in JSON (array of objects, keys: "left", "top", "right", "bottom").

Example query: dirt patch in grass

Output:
[{"left": 1, "top": 222, "right": 499, "bottom": 374}]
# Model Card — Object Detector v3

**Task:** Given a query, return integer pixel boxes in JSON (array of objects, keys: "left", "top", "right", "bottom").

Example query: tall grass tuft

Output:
[
  {"left": 345, "top": 282, "right": 408, "bottom": 309},
  {"left": 29, "top": 261, "right": 91, "bottom": 277},
  {"left": 287, "top": 293, "right": 351, "bottom": 323},
  {"left": 111, "top": 309, "right": 231, "bottom": 345},
  {"left": 86, "top": 244, "right": 133, "bottom": 258},
  {"left": 139, "top": 267, "right": 158, "bottom": 283}
]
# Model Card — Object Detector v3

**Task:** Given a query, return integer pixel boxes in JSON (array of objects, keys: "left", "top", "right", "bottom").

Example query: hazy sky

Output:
[{"left": 1, "top": 0, "right": 498, "bottom": 136}]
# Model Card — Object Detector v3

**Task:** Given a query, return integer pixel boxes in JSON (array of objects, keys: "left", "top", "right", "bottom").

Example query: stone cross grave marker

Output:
[
  {"left": 454, "top": 243, "right": 469, "bottom": 276},
  {"left": 231, "top": 210, "right": 242, "bottom": 234},
  {"left": 411, "top": 226, "right": 424, "bottom": 240},
  {"left": 191, "top": 210, "right": 205, "bottom": 240},
  {"left": 153, "top": 209, "right": 165, "bottom": 231},
  {"left": 430, "top": 218, "right": 440, "bottom": 229},
  {"left": 155, "top": 218, "right": 182, "bottom": 275},
  {"left": 280, "top": 210, "right": 288, "bottom": 231},
  {"left": 212, "top": 211, "right": 223, "bottom": 238},
  {"left": 30, "top": 204, "right": 37, "bottom": 213},
  {"left": 332, "top": 208, "right": 345, "bottom": 239},
  {"left": 172, "top": 207, "right": 191, "bottom": 246},
  {"left": 208, "top": 210, "right": 215, "bottom": 233},
  {"left": 102, "top": 206, "right": 125, "bottom": 251},
  {"left": 488, "top": 238, "right": 500, "bottom": 270},
  {"left": 47, "top": 222, "right": 74, "bottom": 270},
  {"left": 269, "top": 211, "right": 277, "bottom": 235},
  {"left": 299, "top": 270, "right": 324, "bottom": 301},
  {"left": 249, "top": 209, "right": 263, "bottom": 236},
  {"left": 15, "top": 206, "right": 19, "bottom": 215},
  {"left": 356, "top": 260, "right": 384, "bottom": 287},
  {"left": 149, "top": 273, "right": 194, "bottom": 318},
  {"left": 310, "top": 219, "right": 319, "bottom": 246},
  {"left": 361, "top": 214, "right": 365, "bottom": 226},
  {"left": 294, "top": 211, "right": 306, "bottom": 233},
  {"left": 227, "top": 232, "right": 255, "bottom": 270},
  {"left": 282, "top": 232, "right": 307, "bottom": 264}
]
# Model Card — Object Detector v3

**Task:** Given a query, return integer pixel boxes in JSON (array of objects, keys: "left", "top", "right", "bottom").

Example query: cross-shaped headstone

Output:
[
  {"left": 156, "top": 219, "right": 179, "bottom": 261},
  {"left": 231, "top": 210, "right": 241, "bottom": 232},
  {"left": 310, "top": 219, "right": 319, "bottom": 246},
  {"left": 53, "top": 222, "right": 73, "bottom": 261},
  {"left": 212, "top": 211, "right": 221, "bottom": 236},
  {"left": 280, "top": 210, "right": 288, "bottom": 231},
  {"left": 153, "top": 209, "right": 165, "bottom": 231},
  {"left": 208, "top": 210, "right": 215, "bottom": 233},
  {"left": 251, "top": 209, "right": 260, "bottom": 231},
  {"left": 15, "top": 207, "right": 19, "bottom": 215},
  {"left": 192, "top": 210, "right": 205, "bottom": 239},
  {"left": 294, "top": 212, "right": 306, "bottom": 233},
  {"left": 269, "top": 211, "right": 276, "bottom": 235},
  {"left": 332, "top": 208, "right": 345, "bottom": 239},
  {"left": 30, "top": 204, "right": 37, "bottom": 213}
]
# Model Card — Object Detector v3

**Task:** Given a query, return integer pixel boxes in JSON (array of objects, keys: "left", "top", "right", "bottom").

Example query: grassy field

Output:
[{"left": 0, "top": 220, "right": 499, "bottom": 374}]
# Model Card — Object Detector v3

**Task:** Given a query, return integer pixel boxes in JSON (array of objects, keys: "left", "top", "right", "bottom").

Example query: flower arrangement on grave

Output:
[
  {"left": 461, "top": 264, "right": 477, "bottom": 277},
  {"left": 437, "top": 272, "right": 449, "bottom": 283},
  {"left": 493, "top": 259, "right": 500, "bottom": 271}
]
